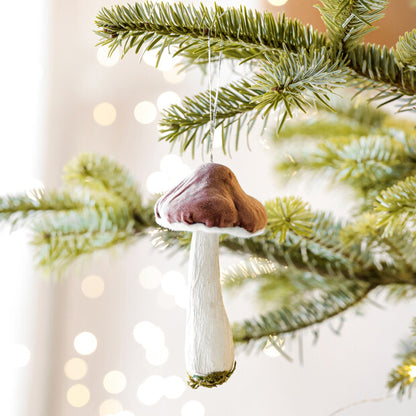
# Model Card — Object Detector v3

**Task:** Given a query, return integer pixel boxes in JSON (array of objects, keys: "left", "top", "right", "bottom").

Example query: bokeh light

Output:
[
  {"left": 66, "top": 384, "right": 90, "bottom": 408},
  {"left": 133, "top": 321, "right": 165, "bottom": 350},
  {"left": 163, "top": 67, "right": 186, "bottom": 84},
  {"left": 99, "top": 399, "right": 123, "bottom": 416},
  {"left": 64, "top": 357, "right": 88, "bottom": 380},
  {"left": 146, "top": 171, "right": 169, "bottom": 194},
  {"left": 156, "top": 91, "right": 181, "bottom": 111},
  {"left": 146, "top": 154, "right": 191, "bottom": 194},
  {"left": 81, "top": 274, "right": 105, "bottom": 299},
  {"left": 11, "top": 344, "right": 31, "bottom": 368},
  {"left": 93, "top": 102, "right": 117, "bottom": 126},
  {"left": 174, "top": 286, "right": 188, "bottom": 309},
  {"left": 409, "top": 365, "right": 416, "bottom": 378},
  {"left": 163, "top": 375, "right": 185, "bottom": 399},
  {"left": 145, "top": 345, "right": 169, "bottom": 366},
  {"left": 137, "top": 375, "right": 165, "bottom": 405},
  {"left": 97, "top": 46, "right": 120, "bottom": 67},
  {"left": 74, "top": 332, "right": 97, "bottom": 355},
  {"left": 143, "top": 49, "right": 176, "bottom": 71},
  {"left": 159, "top": 154, "right": 183, "bottom": 173},
  {"left": 181, "top": 400, "right": 205, "bottom": 416},
  {"left": 134, "top": 101, "right": 157, "bottom": 124},
  {"left": 139, "top": 265, "right": 162, "bottom": 290},
  {"left": 103, "top": 370, "right": 127, "bottom": 394},
  {"left": 160, "top": 154, "right": 191, "bottom": 178},
  {"left": 161, "top": 270, "right": 186, "bottom": 296},
  {"left": 268, "top": 0, "right": 288, "bottom": 5}
]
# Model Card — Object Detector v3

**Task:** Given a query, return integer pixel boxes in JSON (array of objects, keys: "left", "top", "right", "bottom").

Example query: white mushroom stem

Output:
[{"left": 185, "top": 231, "right": 235, "bottom": 378}]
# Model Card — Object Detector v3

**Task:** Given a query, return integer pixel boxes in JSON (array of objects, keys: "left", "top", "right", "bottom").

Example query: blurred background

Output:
[{"left": 2, "top": 0, "right": 416, "bottom": 415}]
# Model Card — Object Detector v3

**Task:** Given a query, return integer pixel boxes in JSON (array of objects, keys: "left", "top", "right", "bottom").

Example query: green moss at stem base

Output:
[{"left": 187, "top": 362, "right": 237, "bottom": 389}]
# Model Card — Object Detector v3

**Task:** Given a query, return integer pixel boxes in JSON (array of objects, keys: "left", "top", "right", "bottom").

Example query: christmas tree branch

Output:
[
  {"left": 32, "top": 223, "right": 138, "bottom": 272},
  {"left": 395, "top": 29, "right": 416, "bottom": 67},
  {"left": 317, "top": 0, "right": 388, "bottom": 51},
  {"left": 274, "top": 100, "right": 387, "bottom": 141},
  {"left": 388, "top": 318, "right": 416, "bottom": 397},
  {"left": 232, "top": 280, "right": 372, "bottom": 345},
  {"left": 96, "top": 1, "right": 416, "bottom": 151},
  {"left": 375, "top": 175, "right": 416, "bottom": 237},
  {"left": 95, "top": 2, "right": 328, "bottom": 62},
  {"left": 349, "top": 43, "right": 416, "bottom": 111},
  {"left": 0, "top": 190, "right": 84, "bottom": 229},
  {"left": 277, "top": 133, "right": 416, "bottom": 207},
  {"left": 222, "top": 257, "right": 367, "bottom": 311},
  {"left": 160, "top": 48, "right": 347, "bottom": 153},
  {"left": 63, "top": 153, "right": 150, "bottom": 225}
]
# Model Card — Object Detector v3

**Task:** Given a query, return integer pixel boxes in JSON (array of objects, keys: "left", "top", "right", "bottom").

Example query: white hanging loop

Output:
[{"left": 207, "top": 29, "right": 223, "bottom": 163}]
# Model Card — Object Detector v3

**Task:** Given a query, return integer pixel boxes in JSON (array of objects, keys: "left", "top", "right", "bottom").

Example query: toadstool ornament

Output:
[{"left": 155, "top": 163, "right": 267, "bottom": 388}]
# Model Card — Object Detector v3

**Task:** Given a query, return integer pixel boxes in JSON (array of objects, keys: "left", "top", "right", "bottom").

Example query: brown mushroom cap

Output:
[{"left": 154, "top": 163, "right": 267, "bottom": 237}]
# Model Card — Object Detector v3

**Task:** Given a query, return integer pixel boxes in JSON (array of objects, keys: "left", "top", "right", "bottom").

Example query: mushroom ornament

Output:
[{"left": 155, "top": 163, "right": 267, "bottom": 388}]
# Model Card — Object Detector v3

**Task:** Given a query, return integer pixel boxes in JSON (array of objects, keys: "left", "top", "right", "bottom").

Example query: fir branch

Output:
[
  {"left": 95, "top": 2, "right": 328, "bottom": 62},
  {"left": 388, "top": 319, "right": 416, "bottom": 397},
  {"left": 275, "top": 118, "right": 371, "bottom": 142},
  {"left": 31, "top": 202, "right": 137, "bottom": 271},
  {"left": 232, "top": 280, "right": 372, "bottom": 345},
  {"left": 341, "top": 213, "right": 416, "bottom": 275},
  {"left": 159, "top": 79, "right": 259, "bottom": 155},
  {"left": 280, "top": 135, "right": 416, "bottom": 201},
  {"left": 314, "top": 135, "right": 416, "bottom": 186},
  {"left": 317, "top": 0, "right": 388, "bottom": 51},
  {"left": 222, "top": 257, "right": 363, "bottom": 310},
  {"left": 63, "top": 153, "right": 149, "bottom": 226},
  {"left": 395, "top": 29, "right": 416, "bottom": 68},
  {"left": 265, "top": 196, "right": 314, "bottom": 242},
  {"left": 160, "top": 48, "right": 347, "bottom": 153},
  {"left": 155, "top": 210, "right": 403, "bottom": 285},
  {"left": 348, "top": 43, "right": 416, "bottom": 111},
  {"left": 375, "top": 175, "right": 416, "bottom": 237},
  {"left": 0, "top": 190, "right": 87, "bottom": 229}
]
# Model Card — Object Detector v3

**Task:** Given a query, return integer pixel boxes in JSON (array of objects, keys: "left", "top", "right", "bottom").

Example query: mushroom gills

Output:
[{"left": 185, "top": 231, "right": 236, "bottom": 388}]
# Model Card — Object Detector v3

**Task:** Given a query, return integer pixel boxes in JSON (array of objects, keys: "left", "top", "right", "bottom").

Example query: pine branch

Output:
[
  {"left": 279, "top": 135, "right": 416, "bottom": 203},
  {"left": 0, "top": 190, "right": 87, "bottom": 229},
  {"left": 155, "top": 209, "right": 408, "bottom": 286},
  {"left": 95, "top": 2, "right": 416, "bottom": 153},
  {"left": 0, "top": 154, "right": 157, "bottom": 271},
  {"left": 95, "top": 2, "right": 328, "bottom": 62},
  {"left": 31, "top": 201, "right": 138, "bottom": 271},
  {"left": 274, "top": 99, "right": 415, "bottom": 142},
  {"left": 159, "top": 79, "right": 259, "bottom": 155},
  {"left": 63, "top": 153, "right": 150, "bottom": 226},
  {"left": 222, "top": 257, "right": 365, "bottom": 310},
  {"left": 388, "top": 318, "right": 416, "bottom": 397},
  {"left": 349, "top": 43, "right": 416, "bottom": 111},
  {"left": 160, "top": 48, "right": 347, "bottom": 153},
  {"left": 265, "top": 196, "right": 314, "bottom": 242},
  {"left": 375, "top": 175, "right": 416, "bottom": 237},
  {"left": 317, "top": 0, "right": 388, "bottom": 51},
  {"left": 395, "top": 29, "right": 416, "bottom": 68},
  {"left": 232, "top": 280, "right": 372, "bottom": 345},
  {"left": 32, "top": 224, "right": 138, "bottom": 272},
  {"left": 341, "top": 213, "right": 416, "bottom": 275}
]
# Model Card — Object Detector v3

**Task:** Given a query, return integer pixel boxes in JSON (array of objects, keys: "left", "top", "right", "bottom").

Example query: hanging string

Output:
[{"left": 207, "top": 29, "right": 223, "bottom": 163}]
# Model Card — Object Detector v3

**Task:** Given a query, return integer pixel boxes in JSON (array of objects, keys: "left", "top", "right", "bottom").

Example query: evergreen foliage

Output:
[
  {"left": 95, "top": 0, "right": 416, "bottom": 152},
  {"left": 388, "top": 318, "right": 416, "bottom": 397},
  {"left": 1, "top": 0, "right": 416, "bottom": 398}
]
